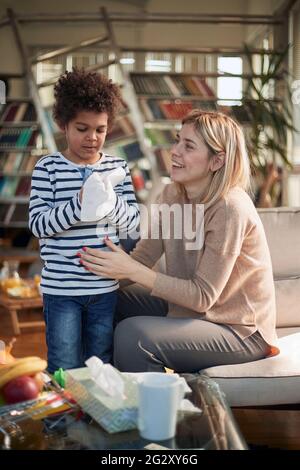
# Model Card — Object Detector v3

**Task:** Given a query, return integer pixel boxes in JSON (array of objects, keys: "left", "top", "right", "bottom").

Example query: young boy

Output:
[{"left": 29, "top": 68, "right": 140, "bottom": 373}]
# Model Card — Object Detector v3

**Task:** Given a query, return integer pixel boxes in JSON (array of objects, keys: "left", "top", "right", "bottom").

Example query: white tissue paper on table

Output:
[
  {"left": 85, "top": 356, "right": 125, "bottom": 399},
  {"left": 81, "top": 167, "right": 126, "bottom": 222}
]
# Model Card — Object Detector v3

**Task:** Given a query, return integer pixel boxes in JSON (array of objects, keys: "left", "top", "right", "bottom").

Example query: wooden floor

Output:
[
  {"left": 0, "top": 306, "right": 47, "bottom": 359},
  {"left": 233, "top": 408, "right": 300, "bottom": 450},
  {"left": 1, "top": 307, "right": 300, "bottom": 450}
]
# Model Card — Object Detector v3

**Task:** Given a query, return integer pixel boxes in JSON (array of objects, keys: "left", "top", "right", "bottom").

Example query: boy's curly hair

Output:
[{"left": 53, "top": 68, "right": 122, "bottom": 130}]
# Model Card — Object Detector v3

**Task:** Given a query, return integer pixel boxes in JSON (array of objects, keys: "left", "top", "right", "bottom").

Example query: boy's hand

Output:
[{"left": 80, "top": 168, "right": 126, "bottom": 222}]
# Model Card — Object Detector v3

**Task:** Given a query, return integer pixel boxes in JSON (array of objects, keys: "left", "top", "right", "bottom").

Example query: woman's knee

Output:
[
  {"left": 114, "top": 316, "right": 159, "bottom": 356},
  {"left": 114, "top": 317, "right": 139, "bottom": 354},
  {"left": 113, "top": 317, "right": 165, "bottom": 372}
]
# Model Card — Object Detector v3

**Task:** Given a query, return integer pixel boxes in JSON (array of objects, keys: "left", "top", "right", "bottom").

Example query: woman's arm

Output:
[
  {"left": 79, "top": 238, "right": 157, "bottom": 290},
  {"left": 150, "top": 201, "right": 248, "bottom": 312},
  {"left": 81, "top": 197, "right": 250, "bottom": 313}
]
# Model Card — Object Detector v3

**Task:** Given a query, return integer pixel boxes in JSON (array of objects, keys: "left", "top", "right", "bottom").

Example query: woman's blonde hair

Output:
[{"left": 181, "top": 109, "right": 251, "bottom": 207}]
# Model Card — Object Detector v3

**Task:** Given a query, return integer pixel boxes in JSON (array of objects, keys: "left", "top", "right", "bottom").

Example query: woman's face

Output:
[{"left": 170, "top": 123, "right": 213, "bottom": 196}]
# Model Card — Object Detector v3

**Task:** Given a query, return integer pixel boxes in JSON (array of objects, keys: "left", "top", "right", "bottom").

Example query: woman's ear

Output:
[{"left": 210, "top": 152, "right": 225, "bottom": 172}]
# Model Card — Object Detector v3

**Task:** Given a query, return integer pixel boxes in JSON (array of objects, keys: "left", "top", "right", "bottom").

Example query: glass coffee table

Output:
[{"left": 0, "top": 375, "right": 247, "bottom": 450}]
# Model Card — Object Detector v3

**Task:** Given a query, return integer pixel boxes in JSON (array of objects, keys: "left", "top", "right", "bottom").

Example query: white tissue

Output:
[
  {"left": 85, "top": 356, "right": 125, "bottom": 398},
  {"left": 81, "top": 167, "right": 126, "bottom": 222}
]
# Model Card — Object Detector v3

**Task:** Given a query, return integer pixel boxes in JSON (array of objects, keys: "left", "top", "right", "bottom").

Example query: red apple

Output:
[
  {"left": 32, "top": 372, "right": 44, "bottom": 392},
  {"left": 2, "top": 375, "right": 39, "bottom": 404}
]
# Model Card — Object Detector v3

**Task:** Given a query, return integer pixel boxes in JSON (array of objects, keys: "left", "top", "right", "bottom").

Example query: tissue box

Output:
[{"left": 65, "top": 367, "right": 138, "bottom": 433}]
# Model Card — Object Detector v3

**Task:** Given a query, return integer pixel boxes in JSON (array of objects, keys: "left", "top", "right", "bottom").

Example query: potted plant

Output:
[{"left": 242, "top": 44, "right": 296, "bottom": 207}]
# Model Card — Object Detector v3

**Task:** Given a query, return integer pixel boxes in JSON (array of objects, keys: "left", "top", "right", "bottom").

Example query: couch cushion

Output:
[
  {"left": 258, "top": 208, "right": 300, "bottom": 277},
  {"left": 275, "top": 277, "right": 300, "bottom": 327},
  {"left": 277, "top": 326, "right": 300, "bottom": 337},
  {"left": 200, "top": 333, "right": 300, "bottom": 406}
]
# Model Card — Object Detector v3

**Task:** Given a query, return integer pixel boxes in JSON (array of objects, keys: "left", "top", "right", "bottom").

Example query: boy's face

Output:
[{"left": 63, "top": 110, "right": 108, "bottom": 165}]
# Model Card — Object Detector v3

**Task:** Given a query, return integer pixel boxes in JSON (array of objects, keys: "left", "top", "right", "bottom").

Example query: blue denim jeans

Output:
[{"left": 43, "top": 292, "right": 117, "bottom": 373}]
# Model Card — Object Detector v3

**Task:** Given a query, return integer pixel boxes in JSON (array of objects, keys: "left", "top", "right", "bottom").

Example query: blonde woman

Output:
[{"left": 79, "top": 110, "right": 278, "bottom": 373}]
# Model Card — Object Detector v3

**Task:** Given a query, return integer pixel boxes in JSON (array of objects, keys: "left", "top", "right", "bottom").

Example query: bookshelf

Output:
[
  {"left": 130, "top": 71, "right": 256, "bottom": 176},
  {"left": 104, "top": 113, "right": 153, "bottom": 202},
  {"left": 0, "top": 100, "right": 47, "bottom": 235}
]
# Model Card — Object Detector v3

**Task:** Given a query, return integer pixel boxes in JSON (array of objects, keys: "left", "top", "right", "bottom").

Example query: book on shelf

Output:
[
  {"left": 0, "top": 127, "right": 38, "bottom": 148},
  {"left": 131, "top": 167, "right": 146, "bottom": 191},
  {"left": 144, "top": 99, "right": 165, "bottom": 120},
  {"left": 139, "top": 98, "right": 156, "bottom": 121},
  {"left": 2, "top": 152, "right": 24, "bottom": 172},
  {"left": 0, "top": 174, "right": 32, "bottom": 198},
  {"left": 0, "top": 176, "right": 5, "bottom": 194},
  {"left": 0, "top": 201, "right": 30, "bottom": 225},
  {"left": 0, "top": 102, "right": 37, "bottom": 123},
  {"left": 191, "top": 76, "right": 215, "bottom": 97},
  {"left": 19, "top": 153, "right": 31, "bottom": 171},
  {"left": 107, "top": 115, "right": 135, "bottom": 142},
  {"left": 181, "top": 76, "right": 201, "bottom": 96},
  {"left": 44, "top": 108, "right": 60, "bottom": 134},
  {"left": 162, "top": 75, "right": 182, "bottom": 96},
  {"left": 0, "top": 103, "right": 19, "bottom": 122},
  {"left": 157, "top": 100, "right": 194, "bottom": 120},
  {"left": 139, "top": 97, "right": 251, "bottom": 127},
  {"left": 171, "top": 76, "right": 192, "bottom": 96},
  {"left": 0, "top": 155, "right": 6, "bottom": 171},
  {"left": 139, "top": 98, "right": 219, "bottom": 122},
  {"left": 0, "top": 176, "right": 20, "bottom": 197},
  {"left": 1, "top": 151, "right": 48, "bottom": 176},
  {"left": 23, "top": 154, "right": 39, "bottom": 173},
  {"left": 14, "top": 103, "right": 29, "bottom": 122},
  {"left": 0, "top": 203, "right": 10, "bottom": 223},
  {"left": 15, "top": 176, "right": 31, "bottom": 196},
  {"left": 130, "top": 73, "right": 216, "bottom": 99},
  {"left": 121, "top": 141, "right": 144, "bottom": 162},
  {"left": 9, "top": 203, "right": 29, "bottom": 223},
  {"left": 154, "top": 148, "right": 171, "bottom": 174},
  {"left": 145, "top": 128, "right": 176, "bottom": 146},
  {"left": 1, "top": 203, "right": 16, "bottom": 225}
]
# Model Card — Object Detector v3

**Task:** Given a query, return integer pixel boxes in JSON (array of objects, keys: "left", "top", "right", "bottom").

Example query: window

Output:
[{"left": 217, "top": 56, "right": 243, "bottom": 105}]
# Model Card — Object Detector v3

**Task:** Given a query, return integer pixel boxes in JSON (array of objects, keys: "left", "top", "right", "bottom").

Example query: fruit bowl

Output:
[
  {"left": 6, "top": 285, "right": 40, "bottom": 298},
  {"left": 1, "top": 276, "right": 41, "bottom": 298},
  {"left": 1, "top": 277, "right": 22, "bottom": 291},
  {"left": 0, "top": 344, "right": 48, "bottom": 406}
]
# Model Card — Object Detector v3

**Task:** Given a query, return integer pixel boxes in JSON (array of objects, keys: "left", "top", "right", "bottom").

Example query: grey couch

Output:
[{"left": 201, "top": 208, "right": 300, "bottom": 406}]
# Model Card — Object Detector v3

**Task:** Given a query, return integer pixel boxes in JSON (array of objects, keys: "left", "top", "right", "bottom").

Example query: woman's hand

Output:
[
  {"left": 79, "top": 238, "right": 135, "bottom": 279},
  {"left": 79, "top": 237, "right": 157, "bottom": 289}
]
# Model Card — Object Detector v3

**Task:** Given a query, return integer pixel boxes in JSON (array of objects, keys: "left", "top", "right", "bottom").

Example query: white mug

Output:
[{"left": 137, "top": 373, "right": 186, "bottom": 441}]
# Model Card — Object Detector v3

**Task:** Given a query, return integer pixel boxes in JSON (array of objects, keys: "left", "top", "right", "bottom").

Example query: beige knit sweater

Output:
[{"left": 131, "top": 183, "right": 278, "bottom": 348}]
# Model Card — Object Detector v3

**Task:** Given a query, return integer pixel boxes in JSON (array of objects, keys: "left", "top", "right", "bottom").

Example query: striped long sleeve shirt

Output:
[{"left": 29, "top": 152, "right": 140, "bottom": 295}]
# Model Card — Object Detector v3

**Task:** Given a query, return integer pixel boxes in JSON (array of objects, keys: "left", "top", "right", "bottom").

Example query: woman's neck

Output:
[{"left": 183, "top": 176, "right": 212, "bottom": 201}]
